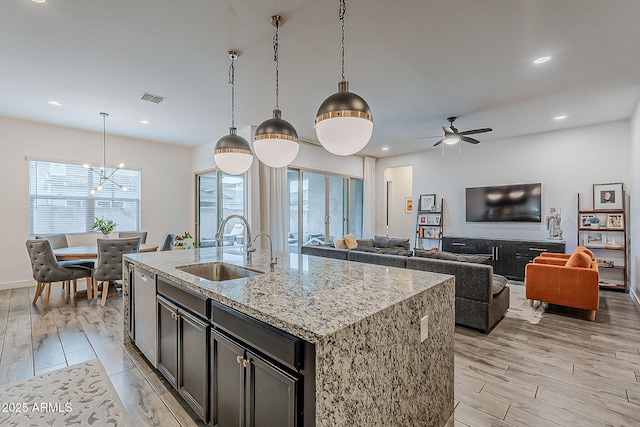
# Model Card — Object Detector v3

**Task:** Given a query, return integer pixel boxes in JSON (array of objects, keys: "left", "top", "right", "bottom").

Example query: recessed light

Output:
[
  {"left": 554, "top": 115, "right": 567, "bottom": 121},
  {"left": 47, "top": 100, "right": 62, "bottom": 107},
  {"left": 139, "top": 120, "right": 150, "bottom": 125},
  {"left": 32, "top": 0, "right": 47, "bottom": 3},
  {"left": 534, "top": 56, "right": 551, "bottom": 64},
  {"left": 381, "top": 147, "right": 389, "bottom": 151}
]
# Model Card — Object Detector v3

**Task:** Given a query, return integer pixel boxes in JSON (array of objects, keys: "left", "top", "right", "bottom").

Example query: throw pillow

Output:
[
  {"left": 414, "top": 248, "right": 438, "bottom": 258},
  {"left": 575, "top": 245, "right": 596, "bottom": 262},
  {"left": 342, "top": 233, "right": 358, "bottom": 249},
  {"left": 334, "top": 238, "right": 347, "bottom": 249},
  {"left": 373, "top": 235, "right": 410, "bottom": 249},
  {"left": 457, "top": 254, "right": 493, "bottom": 265},
  {"left": 565, "top": 251, "right": 591, "bottom": 268}
]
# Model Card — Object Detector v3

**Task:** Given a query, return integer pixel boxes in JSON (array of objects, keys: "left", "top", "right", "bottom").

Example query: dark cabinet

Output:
[
  {"left": 211, "top": 329, "right": 299, "bottom": 427},
  {"left": 443, "top": 237, "right": 565, "bottom": 281},
  {"left": 149, "top": 274, "right": 314, "bottom": 427},
  {"left": 157, "top": 291, "right": 210, "bottom": 423},
  {"left": 157, "top": 296, "right": 179, "bottom": 387}
]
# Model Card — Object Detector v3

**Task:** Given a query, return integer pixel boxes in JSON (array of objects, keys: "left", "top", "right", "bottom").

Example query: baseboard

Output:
[
  {"left": 0, "top": 279, "right": 35, "bottom": 291},
  {"left": 631, "top": 288, "right": 640, "bottom": 313}
]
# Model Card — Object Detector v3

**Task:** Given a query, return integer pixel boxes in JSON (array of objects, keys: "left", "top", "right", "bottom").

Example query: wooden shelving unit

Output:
[
  {"left": 577, "top": 192, "right": 629, "bottom": 292},
  {"left": 415, "top": 197, "right": 444, "bottom": 251}
]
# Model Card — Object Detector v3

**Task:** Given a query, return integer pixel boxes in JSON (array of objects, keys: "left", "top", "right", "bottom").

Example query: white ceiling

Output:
[{"left": 2, "top": 0, "right": 640, "bottom": 158}]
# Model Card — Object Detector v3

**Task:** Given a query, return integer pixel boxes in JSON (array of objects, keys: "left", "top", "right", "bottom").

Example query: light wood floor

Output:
[{"left": 1, "top": 283, "right": 639, "bottom": 426}]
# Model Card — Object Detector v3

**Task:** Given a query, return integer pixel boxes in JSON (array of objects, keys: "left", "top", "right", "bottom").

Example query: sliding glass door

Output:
[
  {"left": 196, "top": 170, "right": 245, "bottom": 248},
  {"left": 288, "top": 168, "right": 363, "bottom": 253}
]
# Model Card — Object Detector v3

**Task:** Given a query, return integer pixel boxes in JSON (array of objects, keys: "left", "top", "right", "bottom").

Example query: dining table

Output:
[
  {"left": 54, "top": 243, "right": 159, "bottom": 261},
  {"left": 54, "top": 243, "right": 158, "bottom": 299}
]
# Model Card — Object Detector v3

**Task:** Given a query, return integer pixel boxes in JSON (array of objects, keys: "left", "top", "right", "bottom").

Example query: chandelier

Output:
[{"left": 84, "top": 112, "right": 127, "bottom": 194}]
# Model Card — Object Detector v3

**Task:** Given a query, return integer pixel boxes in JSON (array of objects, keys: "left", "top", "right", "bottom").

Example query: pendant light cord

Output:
[
  {"left": 339, "top": 0, "right": 346, "bottom": 80},
  {"left": 273, "top": 19, "right": 280, "bottom": 110},
  {"left": 228, "top": 57, "right": 236, "bottom": 127},
  {"left": 102, "top": 113, "right": 106, "bottom": 170}
]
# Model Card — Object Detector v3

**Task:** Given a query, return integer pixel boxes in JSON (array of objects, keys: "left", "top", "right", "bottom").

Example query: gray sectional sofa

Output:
[{"left": 301, "top": 236, "right": 510, "bottom": 333}]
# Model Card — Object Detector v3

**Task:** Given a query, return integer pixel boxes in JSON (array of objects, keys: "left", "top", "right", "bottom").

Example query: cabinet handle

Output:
[
  {"left": 237, "top": 355, "right": 244, "bottom": 364},
  {"left": 242, "top": 358, "right": 250, "bottom": 368},
  {"left": 494, "top": 246, "right": 499, "bottom": 261},
  {"left": 529, "top": 247, "right": 548, "bottom": 252},
  {"left": 171, "top": 312, "right": 178, "bottom": 320},
  {"left": 452, "top": 243, "right": 466, "bottom": 246}
]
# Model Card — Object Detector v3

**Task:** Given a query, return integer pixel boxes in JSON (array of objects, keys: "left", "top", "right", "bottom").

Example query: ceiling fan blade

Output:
[
  {"left": 413, "top": 135, "right": 441, "bottom": 140},
  {"left": 461, "top": 136, "right": 480, "bottom": 144},
  {"left": 459, "top": 128, "right": 492, "bottom": 135},
  {"left": 442, "top": 126, "right": 454, "bottom": 134},
  {"left": 433, "top": 139, "right": 445, "bottom": 147}
]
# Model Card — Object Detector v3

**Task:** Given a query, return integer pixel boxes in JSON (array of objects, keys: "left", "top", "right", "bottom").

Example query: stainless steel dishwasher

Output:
[{"left": 134, "top": 266, "right": 157, "bottom": 367}]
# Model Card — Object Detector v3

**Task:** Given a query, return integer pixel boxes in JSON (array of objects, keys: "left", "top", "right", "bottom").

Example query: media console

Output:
[{"left": 442, "top": 236, "right": 565, "bottom": 281}]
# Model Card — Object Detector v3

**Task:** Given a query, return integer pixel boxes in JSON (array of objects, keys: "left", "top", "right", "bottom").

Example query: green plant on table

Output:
[
  {"left": 175, "top": 231, "right": 198, "bottom": 248},
  {"left": 92, "top": 217, "right": 117, "bottom": 235}
]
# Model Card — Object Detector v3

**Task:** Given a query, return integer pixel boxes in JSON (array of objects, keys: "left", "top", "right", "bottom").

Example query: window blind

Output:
[{"left": 29, "top": 160, "right": 141, "bottom": 235}]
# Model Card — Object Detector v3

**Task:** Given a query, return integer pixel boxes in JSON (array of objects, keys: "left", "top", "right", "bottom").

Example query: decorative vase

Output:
[
  {"left": 102, "top": 233, "right": 110, "bottom": 238},
  {"left": 590, "top": 223, "right": 599, "bottom": 229}
]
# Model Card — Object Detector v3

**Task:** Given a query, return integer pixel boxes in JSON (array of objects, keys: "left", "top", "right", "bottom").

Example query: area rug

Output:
[
  {"left": 504, "top": 283, "right": 546, "bottom": 324},
  {"left": 0, "top": 359, "right": 133, "bottom": 426}
]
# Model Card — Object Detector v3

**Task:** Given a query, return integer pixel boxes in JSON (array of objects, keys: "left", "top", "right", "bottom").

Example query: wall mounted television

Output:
[{"left": 466, "top": 183, "right": 542, "bottom": 222}]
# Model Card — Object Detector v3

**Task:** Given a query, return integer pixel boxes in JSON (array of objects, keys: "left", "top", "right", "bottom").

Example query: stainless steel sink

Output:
[{"left": 176, "top": 262, "right": 262, "bottom": 282}]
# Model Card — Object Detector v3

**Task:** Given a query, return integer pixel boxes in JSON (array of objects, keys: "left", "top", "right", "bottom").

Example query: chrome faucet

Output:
[
  {"left": 215, "top": 215, "right": 255, "bottom": 265},
  {"left": 254, "top": 233, "right": 277, "bottom": 272}
]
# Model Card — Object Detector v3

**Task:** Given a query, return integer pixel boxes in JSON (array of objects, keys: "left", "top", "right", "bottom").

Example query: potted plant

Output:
[
  {"left": 175, "top": 231, "right": 197, "bottom": 249},
  {"left": 92, "top": 217, "right": 117, "bottom": 237},
  {"left": 589, "top": 216, "right": 600, "bottom": 229}
]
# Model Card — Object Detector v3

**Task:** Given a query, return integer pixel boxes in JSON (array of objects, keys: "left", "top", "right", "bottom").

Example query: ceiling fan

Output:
[{"left": 417, "top": 117, "right": 493, "bottom": 147}]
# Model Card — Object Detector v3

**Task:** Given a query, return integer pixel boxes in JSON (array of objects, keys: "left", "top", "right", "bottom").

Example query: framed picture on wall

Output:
[
  {"left": 593, "top": 183, "right": 623, "bottom": 210},
  {"left": 419, "top": 194, "right": 436, "bottom": 212},
  {"left": 405, "top": 197, "right": 413, "bottom": 213}
]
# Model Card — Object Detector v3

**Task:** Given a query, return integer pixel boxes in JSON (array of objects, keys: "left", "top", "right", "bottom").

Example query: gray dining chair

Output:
[
  {"left": 35, "top": 234, "right": 95, "bottom": 295},
  {"left": 160, "top": 233, "right": 176, "bottom": 251},
  {"left": 92, "top": 237, "right": 141, "bottom": 306},
  {"left": 118, "top": 231, "right": 147, "bottom": 244},
  {"left": 26, "top": 239, "right": 93, "bottom": 309}
]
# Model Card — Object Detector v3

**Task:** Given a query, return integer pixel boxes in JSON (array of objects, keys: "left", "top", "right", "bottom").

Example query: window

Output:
[
  {"left": 29, "top": 160, "right": 141, "bottom": 234},
  {"left": 288, "top": 168, "right": 363, "bottom": 253},
  {"left": 196, "top": 170, "right": 245, "bottom": 247}
]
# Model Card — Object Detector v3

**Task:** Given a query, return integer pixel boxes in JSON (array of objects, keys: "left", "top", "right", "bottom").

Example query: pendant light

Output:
[
  {"left": 315, "top": 0, "right": 373, "bottom": 156},
  {"left": 84, "top": 112, "right": 127, "bottom": 194},
  {"left": 254, "top": 15, "right": 299, "bottom": 168},
  {"left": 213, "top": 51, "right": 254, "bottom": 175}
]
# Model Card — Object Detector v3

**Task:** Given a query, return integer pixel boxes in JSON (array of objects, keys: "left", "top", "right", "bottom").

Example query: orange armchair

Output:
[{"left": 524, "top": 247, "right": 599, "bottom": 321}]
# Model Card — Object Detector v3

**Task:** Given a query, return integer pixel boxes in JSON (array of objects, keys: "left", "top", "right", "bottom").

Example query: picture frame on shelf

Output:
[
  {"left": 583, "top": 231, "right": 606, "bottom": 248},
  {"left": 593, "top": 183, "right": 623, "bottom": 210},
  {"left": 418, "top": 215, "right": 427, "bottom": 225},
  {"left": 580, "top": 213, "right": 595, "bottom": 227},
  {"left": 433, "top": 214, "right": 441, "bottom": 225},
  {"left": 606, "top": 213, "right": 623, "bottom": 229},
  {"left": 419, "top": 194, "right": 436, "bottom": 212},
  {"left": 405, "top": 197, "right": 413, "bottom": 213},
  {"left": 425, "top": 227, "right": 435, "bottom": 238}
]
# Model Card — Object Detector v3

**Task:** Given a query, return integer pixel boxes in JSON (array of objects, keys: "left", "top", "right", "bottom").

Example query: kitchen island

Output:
[{"left": 123, "top": 247, "right": 454, "bottom": 426}]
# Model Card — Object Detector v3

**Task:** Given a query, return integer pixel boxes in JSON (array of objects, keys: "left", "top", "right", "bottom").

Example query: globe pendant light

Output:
[
  {"left": 214, "top": 50, "right": 254, "bottom": 175},
  {"left": 254, "top": 15, "right": 299, "bottom": 168},
  {"left": 315, "top": 0, "right": 373, "bottom": 156}
]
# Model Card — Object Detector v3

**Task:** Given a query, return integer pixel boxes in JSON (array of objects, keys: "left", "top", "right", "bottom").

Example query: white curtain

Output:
[
  {"left": 362, "top": 156, "right": 376, "bottom": 238},
  {"left": 258, "top": 163, "right": 288, "bottom": 252}
]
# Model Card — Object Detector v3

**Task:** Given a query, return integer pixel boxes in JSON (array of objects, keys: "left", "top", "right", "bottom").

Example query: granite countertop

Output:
[{"left": 124, "top": 247, "right": 452, "bottom": 343}]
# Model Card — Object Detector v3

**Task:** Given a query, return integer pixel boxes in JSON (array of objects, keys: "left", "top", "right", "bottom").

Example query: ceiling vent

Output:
[{"left": 140, "top": 92, "right": 165, "bottom": 104}]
